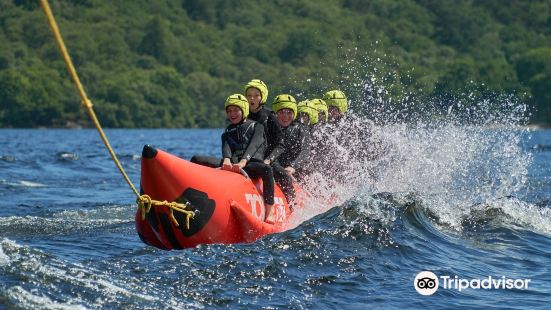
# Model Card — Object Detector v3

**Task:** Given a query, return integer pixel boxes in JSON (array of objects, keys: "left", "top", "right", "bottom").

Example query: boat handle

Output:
[
  {"left": 216, "top": 167, "right": 250, "bottom": 179},
  {"left": 238, "top": 168, "right": 250, "bottom": 179}
]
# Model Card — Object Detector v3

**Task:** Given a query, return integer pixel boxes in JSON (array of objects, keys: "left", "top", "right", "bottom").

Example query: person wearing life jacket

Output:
[
  {"left": 191, "top": 94, "right": 277, "bottom": 222},
  {"left": 297, "top": 100, "right": 319, "bottom": 129},
  {"left": 244, "top": 79, "right": 285, "bottom": 165},
  {"left": 308, "top": 98, "right": 329, "bottom": 153},
  {"left": 306, "top": 98, "right": 339, "bottom": 176},
  {"left": 294, "top": 100, "right": 320, "bottom": 177},
  {"left": 323, "top": 90, "right": 348, "bottom": 123},
  {"left": 323, "top": 89, "right": 386, "bottom": 181},
  {"left": 271, "top": 94, "right": 310, "bottom": 200},
  {"left": 310, "top": 98, "right": 328, "bottom": 126}
]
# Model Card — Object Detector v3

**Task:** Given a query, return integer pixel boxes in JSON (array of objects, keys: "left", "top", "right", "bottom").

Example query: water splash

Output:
[{"left": 291, "top": 51, "right": 536, "bottom": 234}]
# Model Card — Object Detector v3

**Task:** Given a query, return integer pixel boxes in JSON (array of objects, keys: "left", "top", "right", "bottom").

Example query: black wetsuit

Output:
[
  {"left": 277, "top": 122, "right": 310, "bottom": 168},
  {"left": 191, "top": 119, "right": 274, "bottom": 204},
  {"left": 222, "top": 119, "right": 265, "bottom": 163},
  {"left": 249, "top": 106, "right": 285, "bottom": 163},
  {"left": 272, "top": 121, "right": 310, "bottom": 201}
]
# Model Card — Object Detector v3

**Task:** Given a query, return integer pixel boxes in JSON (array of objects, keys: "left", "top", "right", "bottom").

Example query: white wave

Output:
[
  {"left": 0, "top": 238, "right": 13, "bottom": 266},
  {"left": 19, "top": 180, "right": 48, "bottom": 187},
  {"left": 30, "top": 263, "right": 158, "bottom": 306},
  {"left": 486, "top": 198, "right": 551, "bottom": 235},
  {"left": 58, "top": 152, "right": 79, "bottom": 161},
  {"left": 53, "top": 204, "right": 134, "bottom": 221},
  {"left": 0, "top": 180, "right": 48, "bottom": 187},
  {"left": 0, "top": 205, "right": 134, "bottom": 235},
  {"left": 0, "top": 215, "right": 129, "bottom": 232},
  {"left": 6, "top": 286, "right": 88, "bottom": 310},
  {"left": 1, "top": 238, "right": 157, "bottom": 308}
]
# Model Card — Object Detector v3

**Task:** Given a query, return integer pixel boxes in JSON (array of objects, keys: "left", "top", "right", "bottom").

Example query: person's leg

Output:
[
  {"left": 272, "top": 162, "right": 295, "bottom": 202},
  {"left": 244, "top": 162, "right": 275, "bottom": 222},
  {"left": 244, "top": 162, "right": 274, "bottom": 205},
  {"left": 190, "top": 155, "right": 223, "bottom": 168}
]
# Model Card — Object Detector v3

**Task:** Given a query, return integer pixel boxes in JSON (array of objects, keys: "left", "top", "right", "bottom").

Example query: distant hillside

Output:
[{"left": 1, "top": 0, "right": 549, "bottom": 127}]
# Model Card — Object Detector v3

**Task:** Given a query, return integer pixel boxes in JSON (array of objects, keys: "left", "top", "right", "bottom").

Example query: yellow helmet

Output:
[
  {"left": 244, "top": 79, "right": 269, "bottom": 104},
  {"left": 323, "top": 90, "right": 348, "bottom": 114},
  {"left": 272, "top": 94, "right": 297, "bottom": 120},
  {"left": 224, "top": 94, "right": 249, "bottom": 119},
  {"left": 297, "top": 100, "right": 319, "bottom": 125},
  {"left": 310, "top": 98, "right": 328, "bottom": 122}
]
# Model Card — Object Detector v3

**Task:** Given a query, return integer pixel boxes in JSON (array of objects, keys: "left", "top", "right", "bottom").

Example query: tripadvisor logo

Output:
[
  {"left": 414, "top": 271, "right": 439, "bottom": 295},
  {"left": 414, "top": 271, "right": 532, "bottom": 295}
]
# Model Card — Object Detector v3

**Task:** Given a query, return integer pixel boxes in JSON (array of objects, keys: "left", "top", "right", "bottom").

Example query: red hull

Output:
[{"left": 136, "top": 145, "right": 296, "bottom": 250}]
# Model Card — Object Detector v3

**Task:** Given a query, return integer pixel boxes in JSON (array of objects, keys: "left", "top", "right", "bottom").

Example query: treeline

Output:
[{"left": 0, "top": 0, "right": 550, "bottom": 128}]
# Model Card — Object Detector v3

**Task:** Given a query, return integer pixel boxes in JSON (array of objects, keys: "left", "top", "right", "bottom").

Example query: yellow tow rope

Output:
[{"left": 39, "top": 0, "right": 195, "bottom": 229}]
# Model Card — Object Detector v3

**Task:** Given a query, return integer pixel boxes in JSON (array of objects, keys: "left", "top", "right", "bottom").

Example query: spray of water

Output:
[{"left": 288, "top": 49, "right": 550, "bottom": 234}]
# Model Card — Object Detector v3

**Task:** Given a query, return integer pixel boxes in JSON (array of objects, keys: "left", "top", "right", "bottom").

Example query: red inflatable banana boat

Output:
[{"left": 136, "top": 145, "right": 299, "bottom": 250}]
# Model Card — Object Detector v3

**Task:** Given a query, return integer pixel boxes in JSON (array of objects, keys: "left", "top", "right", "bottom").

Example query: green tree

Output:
[
  {"left": 435, "top": 56, "right": 479, "bottom": 94},
  {"left": 137, "top": 16, "right": 176, "bottom": 65},
  {"left": 1, "top": 0, "right": 550, "bottom": 127},
  {"left": 279, "top": 27, "right": 327, "bottom": 64},
  {"left": 516, "top": 48, "right": 551, "bottom": 123}
]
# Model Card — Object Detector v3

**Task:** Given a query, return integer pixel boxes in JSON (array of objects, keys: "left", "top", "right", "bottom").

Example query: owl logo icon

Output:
[{"left": 414, "top": 271, "right": 439, "bottom": 295}]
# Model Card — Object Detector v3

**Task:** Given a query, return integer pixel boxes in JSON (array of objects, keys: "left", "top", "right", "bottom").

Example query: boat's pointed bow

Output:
[{"left": 142, "top": 144, "right": 158, "bottom": 159}]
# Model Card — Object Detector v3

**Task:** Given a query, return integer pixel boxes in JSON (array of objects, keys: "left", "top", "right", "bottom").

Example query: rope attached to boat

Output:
[
  {"left": 39, "top": 0, "right": 195, "bottom": 229},
  {"left": 137, "top": 195, "right": 194, "bottom": 229}
]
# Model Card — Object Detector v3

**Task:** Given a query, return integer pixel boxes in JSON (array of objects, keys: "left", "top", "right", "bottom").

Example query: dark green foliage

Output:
[
  {"left": 279, "top": 27, "right": 328, "bottom": 64},
  {"left": 137, "top": 16, "right": 175, "bottom": 65},
  {"left": 0, "top": 0, "right": 550, "bottom": 127},
  {"left": 516, "top": 48, "right": 551, "bottom": 124}
]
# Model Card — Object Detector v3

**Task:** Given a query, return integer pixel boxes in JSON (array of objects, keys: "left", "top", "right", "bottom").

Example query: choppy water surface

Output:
[{"left": 1, "top": 124, "right": 550, "bottom": 309}]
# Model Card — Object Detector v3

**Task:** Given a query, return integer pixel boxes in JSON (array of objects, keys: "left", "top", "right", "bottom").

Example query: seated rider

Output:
[
  {"left": 271, "top": 94, "right": 310, "bottom": 200},
  {"left": 297, "top": 100, "right": 319, "bottom": 128},
  {"left": 305, "top": 98, "right": 332, "bottom": 174},
  {"left": 310, "top": 98, "right": 328, "bottom": 126},
  {"left": 191, "top": 94, "right": 276, "bottom": 223},
  {"left": 295, "top": 100, "right": 320, "bottom": 177},
  {"left": 244, "top": 79, "right": 285, "bottom": 166},
  {"left": 323, "top": 90, "right": 348, "bottom": 124}
]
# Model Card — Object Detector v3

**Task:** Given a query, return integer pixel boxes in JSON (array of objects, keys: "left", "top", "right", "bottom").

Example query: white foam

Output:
[
  {"left": 488, "top": 198, "right": 551, "bottom": 234},
  {"left": 59, "top": 152, "right": 79, "bottom": 161},
  {"left": 0, "top": 239, "right": 12, "bottom": 266},
  {"left": 1, "top": 239, "right": 157, "bottom": 308},
  {"left": 0, "top": 206, "right": 133, "bottom": 235},
  {"left": 19, "top": 180, "right": 47, "bottom": 187},
  {"left": 6, "top": 286, "right": 88, "bottom": 310},
  {"left": 0, "top": 180, "right": 47, "bottom": 187},
  {"left": 286, "top": 172, "right": 356, "bottom": 229}
]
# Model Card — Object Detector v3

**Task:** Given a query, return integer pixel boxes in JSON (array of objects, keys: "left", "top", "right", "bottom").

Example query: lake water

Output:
[{"left": 1, "top": 127, "right": 550, "bottom": 309}]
